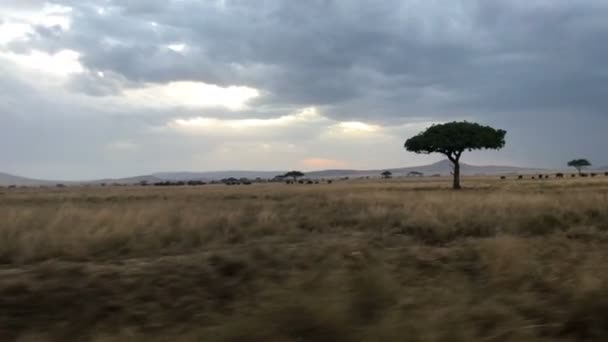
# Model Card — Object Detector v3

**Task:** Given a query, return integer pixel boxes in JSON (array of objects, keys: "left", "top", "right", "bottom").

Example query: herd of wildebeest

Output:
[
  {"left": 500, "top": 172, "right": 608, "bottom": 180},
  {"left": 2, "top": 171, "right": 607, "bottom": 190}
]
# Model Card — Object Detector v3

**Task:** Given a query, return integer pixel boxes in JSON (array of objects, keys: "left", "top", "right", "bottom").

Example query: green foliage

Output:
[
  {"left": 568, "top": 159, "right": 591, "bottom": 173},
  {"left": 284, "top": 171, "right": 305, "bottom": 180},
  {"left": 404, "top": 121, "right": 506, "bottom": 161},
  {"left": 404, "top": 121, "right": 506, "bottom": 189}
]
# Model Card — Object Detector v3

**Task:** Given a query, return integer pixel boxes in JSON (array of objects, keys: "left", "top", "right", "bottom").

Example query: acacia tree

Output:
[
  {"left": 404, "top": 121, "right": 506, "bottom": 189},
  {"left": 284, "top": 171, "right": 305, "bottom": 182},
  {"left": 567, "top": 159, "right": 591, "bottom": 175},
  {"left": 381, "top": 171, "right": 392, "bottom": 179}
]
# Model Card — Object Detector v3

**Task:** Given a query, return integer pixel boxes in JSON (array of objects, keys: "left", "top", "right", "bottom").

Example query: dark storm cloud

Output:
[{"left": 13, "top": 0, "right": 604, "bottom": 119}]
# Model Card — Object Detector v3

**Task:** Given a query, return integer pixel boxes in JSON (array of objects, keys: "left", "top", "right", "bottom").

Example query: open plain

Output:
[{"left": 2, "top": 176, "right": 608, "bottom": 341}]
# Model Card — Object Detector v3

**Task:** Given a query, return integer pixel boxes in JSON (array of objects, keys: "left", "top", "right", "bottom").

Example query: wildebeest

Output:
[
  {"left": 590, "top": 173, "right": 597, "bottom": 177},
  {"left": 518, "top": 175, "right": 523, "bottom": 180},
  {"left": 327, "top": 180, "right": 333, "bottom": 184},
  {"left": 531, "top": 176, "right": 536, "bottom": 180},
  {"left": 500, "top": 176, "right": 506, "bottom": 180},
  {"left": 605, "top": 172, "right": 608, "bottom": 177},
  {"left": 581, "top": 173, "right": 589, "bottom": 177},
  {"left": 306, "top": 180, "right": 314, "bottom": 184},
  {"left": 571, "top": 174, "right": 576, "bottom": 178},
  {"left": 556, "top": 173, "right": 564, "bottom": 178}
]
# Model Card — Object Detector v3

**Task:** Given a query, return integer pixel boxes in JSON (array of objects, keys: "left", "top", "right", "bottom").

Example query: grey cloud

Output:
[
  {"left": 0, "top": 0, "right": 47, "bottom": 11},
  {"left": 66, "top": 70, "right": 129, "bottom": 96},
  {"left": 24, "top": 0, "right": 603, "bottom": 117}
]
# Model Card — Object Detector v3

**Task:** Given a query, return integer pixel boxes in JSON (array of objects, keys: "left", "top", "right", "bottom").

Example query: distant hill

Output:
[
  {"left": 88, "top": 175, "right": 164, "bottom": 185},
  {"left": 306, "top": 160, "right": 550, "bottom": 179},
  {"left": 152, "top": 171, "right": 284, "bottom": 182},
  {"left": 0, "top": 160, "right": 554, "bottom": 186},
  {"left": 0, "top": 172, "right": 59, "bottom": 186},
  {"left": 0, "top": 172, "right": 162, "bottom": 187},
  {"left": 152, "top": 160, "right": 550, "bottom": 180}
]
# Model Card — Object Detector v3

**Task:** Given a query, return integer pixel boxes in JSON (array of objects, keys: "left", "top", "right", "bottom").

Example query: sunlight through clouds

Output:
[
  {"left": 0, "top": 49, "right": 84, "bottom": 75},
  {"left": 0, "top": 22, "right": 31, "bottom": 44},
  {"left": 123, "top": 81, "right": 260, "bottom": 110},
  {"left": 169, "top": 107, "right": 323, "bottom": 131},
  {"left": 167, "top": 43, "right": 187, "bottom": 53},
  {"left": 337, "top": 121, "right": 381, "bottom": 133}
]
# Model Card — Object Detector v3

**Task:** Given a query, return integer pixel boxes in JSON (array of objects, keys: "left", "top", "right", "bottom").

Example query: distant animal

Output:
[
  {"left": 545, "top": 175, "right": 549, "bottom": 179},
  {"left": 187, "top": 180, "right": 206, "bottom": 186},
  {"left": 407, "top": 171, "right": 424, "bottom": 177},
  {"left": 538, "top": 174, "right": 544, "bottom": 179},
  {"left": 556, "top": 173, "right": 564, "bottom": 178},
  {"left": 531, "top": 176, "right": 536, "bottom": 180},
  {"left": 571, "top": 174, "right": 576, "bottom": 178},
  {"left": 500, "top": 176, "right": 506, "bottom": 180},
  {"left": 605, "top": 172, "right": 608, "bottom": 177},
  {"left": 298, "top": 180, "right": 305, "bottom": 184},
  {"left": 327, "top": 180, "right": 333, "bottom": 184},
  {"left": 581, "top": 173, "right": 589, "bottom": 177},
  {"left": 518, "top": 175, "right": 523, "bottom": 180},
  {"left": 590, "top": 173, "right": 597, "bottom": 177},
  {"left": 306, "top": 180, "right": 314, "bottom": 184}
]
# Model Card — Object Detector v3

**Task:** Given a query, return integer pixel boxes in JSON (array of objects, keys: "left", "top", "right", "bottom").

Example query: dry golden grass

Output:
[{"left": 1, "top": 176, "right": 608, "bottom": 341}]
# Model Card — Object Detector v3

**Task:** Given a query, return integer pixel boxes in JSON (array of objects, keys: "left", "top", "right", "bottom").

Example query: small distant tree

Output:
[
  {"left": 284, "top": 171, "right": 305, "bottom": 182},
  {"left": 404, "top": 121, "right": 506, "bottom": 189},
  {"left": 568, "top": 159, "right": 591, "bottom": 175},
  {"left": 381, "top": 171, "right": 392, "bottom": 179}
]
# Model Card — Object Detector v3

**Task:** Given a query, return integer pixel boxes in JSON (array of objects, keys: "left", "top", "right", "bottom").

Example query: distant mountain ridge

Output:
[
  {"left": 305, "top": 159, "right": 550, "bottom": 178},
  {"left": 0, "top": 160, "right": 557, "bottom": 186},
  {"left": 153, "top": 171, "right": 284, "bottom": 181},
  {"left": 0, "top": 172, "right": 60, "bottom": 186}
]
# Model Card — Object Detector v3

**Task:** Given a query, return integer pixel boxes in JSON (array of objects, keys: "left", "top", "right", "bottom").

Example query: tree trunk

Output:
[{"left": 452, "top": 160, "right": 461, "bottom": 190}]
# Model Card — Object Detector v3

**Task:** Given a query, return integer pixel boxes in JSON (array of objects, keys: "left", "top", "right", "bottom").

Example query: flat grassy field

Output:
[{"left": 2, "top": 176, "right": 608, "bottom": 341}]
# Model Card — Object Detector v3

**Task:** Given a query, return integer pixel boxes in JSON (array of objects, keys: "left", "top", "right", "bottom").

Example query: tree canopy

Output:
[
  {"left": 567, "top": 159, "right": 591, "bottom": 174},
  {"left": 284, "top": 171, "right": 305, "bottom": 180},
  {"left": 404, "top": 121, "right": 506, "bottom": 189},
  {"left": 404, "top": 121, "right": 506, "bottom": 163},
  {"left": 381, "top": 170, "right": 392, "bottom": 178}
]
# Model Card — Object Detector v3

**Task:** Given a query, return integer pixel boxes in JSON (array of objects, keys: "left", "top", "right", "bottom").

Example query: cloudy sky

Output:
[{"left": 1, "top": 0, "right": 607, "bottom": 179}]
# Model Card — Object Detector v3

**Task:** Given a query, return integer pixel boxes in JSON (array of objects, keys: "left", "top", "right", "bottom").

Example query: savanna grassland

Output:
[{"left": 2, "top": 176, "right": 608, "bottom": 341}]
